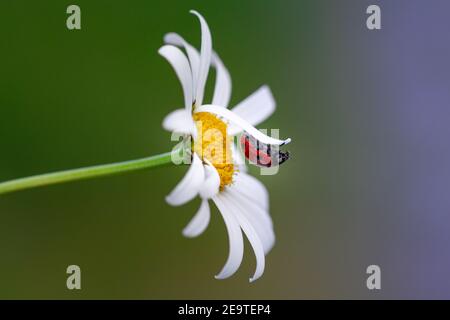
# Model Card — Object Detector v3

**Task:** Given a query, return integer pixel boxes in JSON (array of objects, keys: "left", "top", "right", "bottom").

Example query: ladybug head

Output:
[{"left": 277, "top": 150, "right": 290, "bottom": 165}]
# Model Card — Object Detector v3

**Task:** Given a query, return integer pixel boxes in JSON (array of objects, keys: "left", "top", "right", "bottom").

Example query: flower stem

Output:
[{"left": 0, "top": 151, "right": 175, "bottom": 195}]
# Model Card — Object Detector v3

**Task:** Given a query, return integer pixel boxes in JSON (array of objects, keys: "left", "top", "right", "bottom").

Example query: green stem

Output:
[{"left": 0, "top": 151, "right": 175, "bottom": 195}]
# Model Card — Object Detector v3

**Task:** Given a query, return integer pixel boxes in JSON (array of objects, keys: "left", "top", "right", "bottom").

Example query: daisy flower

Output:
[{"left": 160, "top": 11, "right": 291, "bottom": 282}]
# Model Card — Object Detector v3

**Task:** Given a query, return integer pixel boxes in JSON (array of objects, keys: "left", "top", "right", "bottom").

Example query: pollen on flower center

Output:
[{"left": 193, "top": 112, "right": 235, "bottom": 190}]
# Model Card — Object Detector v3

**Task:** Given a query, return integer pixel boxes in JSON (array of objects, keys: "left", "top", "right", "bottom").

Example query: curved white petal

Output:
[
  {"left": 225, "top": 187, "right": 275, "bottom": 254},
  {"left": 211, "top": 52, "right": 232, "bottom": 107},
  {"left": 183, "top": 199, "right": 210, "bottom": 238},
  {"left": 196, "top": 104, "right": 291, "bottom": 145},
  {"left": 158, "top": 45, "right": 193, "bottom": 112},
  {"left": 228, "top": 86, "right": 276, "bottom": 135},
  {"left": 162, "top": 108, "right": 195, "bottom": 134},
  {"left": 164, "top": 33, "right": 200, "bottom": 100},
  {"left": 240, "top": 220, "right": 265, "bottom": 283},
  {"left": 199, "top": 164, "right": 220, "bottom": 199},
  {"left": 166, "top": 153, "right": 204, "bottom": 206},
  {"left": 212, "top": 195, "right": 244, "bottom": 280},
  {"left": 222, "top": 192, "right": 266, "bottom": 282},
  {"left": 190, "top": 10, "right": 212, "bottom": 107},
  {"left": 234, "top": 172, "right": 270, "bottom": 211},
  {"left": 230, "top": 190, "right": 273, "bottom": 234},
  {"left": 164, "top": 33, "right": 231, "bottom": 109}
]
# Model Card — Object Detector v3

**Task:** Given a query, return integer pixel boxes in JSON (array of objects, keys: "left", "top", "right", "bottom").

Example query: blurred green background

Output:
[{"left": 1, "top": 0, "right": 444, "bottom": 299}]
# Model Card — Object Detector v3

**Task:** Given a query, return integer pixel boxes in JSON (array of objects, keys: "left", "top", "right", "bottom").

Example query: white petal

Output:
[
  {"left": 190, "top": 10, "right": 212, "bottom": 106},
  {"left": 211, "top": 52, "right": 232, "bottom": 107},
  {"left": 199, "top": 164, "right": 220, "bottom": 199},
  {"left": 164, "top": 33, "right": 200, "bottom": 100},
  {"left": 164, "top": 33, "right": 231, "bottom": 108},
  {"left": 166, "top": 153, "right": 204, "bottom": 206},
  {"left": 212, "top": 195, "right": 244, "bottom": 280},
  {"left": 225, "top": 187, "right": 275, "bottom": 254},
  {"left": 234, "top": 172, "right": 269, "bottom": 211},
  {"left": 222, "top": 192, "right": 266, "bottom": 282},
  {"left": 196, "top": 104, "right": 291, "bottom": 145},
  {"left": 228, "top": 86, "right": 276, "bottom": 135},
  {"left": 183, "top": 199, "right": 210, "bottom": 238},
  {"left": 232, "top": 193, "right": 273, "bottom": 237},
  {"left": 240, "top": 221, "right": 265, "bottom": 283},
  {"left": 158, "top": 45, "right": 193, "bottom": 112},
  {"left": 162, "top": 108, "right": 195, "bottom": 134}
]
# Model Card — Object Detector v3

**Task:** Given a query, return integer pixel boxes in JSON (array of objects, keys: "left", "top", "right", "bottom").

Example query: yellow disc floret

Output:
[{"left": 193, "top": 112, "right": 235, "bottom": 190}]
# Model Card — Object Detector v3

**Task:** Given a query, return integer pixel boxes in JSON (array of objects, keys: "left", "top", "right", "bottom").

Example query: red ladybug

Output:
[{"left": 240, "top": 133, "right": 290, "bottom": 168}]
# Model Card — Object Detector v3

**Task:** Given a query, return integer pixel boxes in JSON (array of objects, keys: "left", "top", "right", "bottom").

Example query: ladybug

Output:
[{"left": 239, "top": 132, "right": 290, "bottom": 168}]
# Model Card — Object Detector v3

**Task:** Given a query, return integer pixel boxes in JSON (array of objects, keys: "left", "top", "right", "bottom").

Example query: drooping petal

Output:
[
  {"left": 231, "top": 191, "right": 273, "bottom": 236},
  {"left": 158, "top": 45, "right": 193, "bottom": 112},
  {"left": 196, "top": 104, "right": 291, "bottom": 145},
  {"left": 183, "top": 199, "right": 210, "bottom": 238},
  {"left": 190, "top": 10, "right": 212, "bottom": 107},
  {"left": 212, "top": 195, "right": 244, "bottom": 280},
  {"left": 222, "top": 192, "right": 266, "bottom": 282},
  {"left": 164, "top": 33, "right": 200, "bottom": 99},
  {"left": 162, "top": 108, "right": 196, "bottom": 134},
  {"left": 234, "top": 172, "right": 270, "bottom": 211},
  {"left": 225, "top": 186, "right": 275, "bottom": 254},
  {"left": 211, "top": 52, "right": 232, "bottom": 107},
  {"left": 181, "top": 164, "right": 219, "bottom": 238},
  {"left": 228, "top": 85, "right": 276, "bottom": 135},
  {"left": 239, "top": 218, "right": 266, "bottom": 283},
  {"left": 199, "top": 164, "right": 220, "bottom": 199},
  {"left": 166, "top": 153, "right": 204, "bottom": 206}
]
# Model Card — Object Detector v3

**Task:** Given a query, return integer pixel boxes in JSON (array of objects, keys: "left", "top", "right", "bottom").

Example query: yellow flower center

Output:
[{"left": 193, "top": 112, "right": 235, "bottom": 190}]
